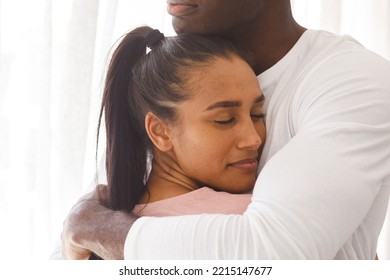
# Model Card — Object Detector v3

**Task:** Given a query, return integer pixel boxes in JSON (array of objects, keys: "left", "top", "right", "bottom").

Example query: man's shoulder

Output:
[
  {"left": 304, "top": 30, "right": 389, "bottom": 66},
  {"left": 292, "top": 30, "right": 390, "bottom": 89}
]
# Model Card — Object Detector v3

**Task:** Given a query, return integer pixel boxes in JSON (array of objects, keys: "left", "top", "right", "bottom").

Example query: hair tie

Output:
[{"left": 146, "top": 29, "right": 164, "bottom": 49}]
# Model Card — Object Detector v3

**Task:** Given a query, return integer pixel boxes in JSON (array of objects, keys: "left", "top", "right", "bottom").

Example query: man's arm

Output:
[
  {"left": 122, "top": 47, "right": 390, "bottom": 259},
  {"left": 61, "top": 185, "right": 137, "bottom": 260},
  {"left": 62, "top": 48, "right": 390, "bottom": 259}
]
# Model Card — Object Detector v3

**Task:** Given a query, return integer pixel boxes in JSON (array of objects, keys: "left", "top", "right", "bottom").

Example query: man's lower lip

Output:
[{"left": 167, "top": 3, "right": 197, "bottom": 17}]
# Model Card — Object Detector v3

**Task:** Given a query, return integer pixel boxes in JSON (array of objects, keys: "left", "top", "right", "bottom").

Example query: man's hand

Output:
[{"left": 61, "top": 185, "right": 138, "bottom": 260}]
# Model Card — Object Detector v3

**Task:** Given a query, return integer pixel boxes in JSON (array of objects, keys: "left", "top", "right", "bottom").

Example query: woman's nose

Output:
[{"left": 236, "top": 121, "right": 262, "bottom": 150}]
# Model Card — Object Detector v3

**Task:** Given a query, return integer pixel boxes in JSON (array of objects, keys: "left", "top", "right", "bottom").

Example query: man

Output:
[{"left": 62, "top": 0, "right": 390, "bottom": 259}]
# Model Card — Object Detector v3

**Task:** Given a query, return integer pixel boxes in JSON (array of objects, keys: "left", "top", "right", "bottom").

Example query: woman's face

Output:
[{"left": 169, "top": 55, "right": 266, "bottom": 193}]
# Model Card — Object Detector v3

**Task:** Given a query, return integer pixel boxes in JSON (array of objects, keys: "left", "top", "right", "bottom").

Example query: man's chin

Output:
[
  {"left": 172, "top": 18, "right": 206, "bottom": 35},
  {"left": 172, "top": 19, "right": 189, "bottom": 35}
]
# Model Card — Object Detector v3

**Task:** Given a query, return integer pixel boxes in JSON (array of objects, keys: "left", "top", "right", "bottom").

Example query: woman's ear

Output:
[{"left": 145, "top": 112, "right": 173, "bottom": 152}]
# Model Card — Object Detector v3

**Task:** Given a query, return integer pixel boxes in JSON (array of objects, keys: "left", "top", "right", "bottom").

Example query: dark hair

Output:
[{"left": 98, "top": 26, "right": 251, "bottom": 213}]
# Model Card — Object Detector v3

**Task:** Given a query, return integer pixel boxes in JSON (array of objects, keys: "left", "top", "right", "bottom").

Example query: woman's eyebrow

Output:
[
  {"left": 204, "top": 101, "right": 241, "bottom": 111},
  {"left": 204, "top": 95, "right": 264, "bottom": 111}
]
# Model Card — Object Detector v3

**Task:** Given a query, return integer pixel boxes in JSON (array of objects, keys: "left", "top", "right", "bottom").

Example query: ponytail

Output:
[{"left": 98, "top": 26, "right": 155, "bottom": 212}]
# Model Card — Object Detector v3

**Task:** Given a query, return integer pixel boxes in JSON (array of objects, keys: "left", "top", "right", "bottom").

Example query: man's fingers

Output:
[
  {"left": 96, "top": 184, "right": 109, "bottom": 206},
  {"left": 61, "top": 217, "right": 93, "bottom": 260},
  {"left": 60, "top": 190, "right": 100, "bottom": 260},
  {"left": 62, "top": 242, "right": 91, "bottom": 260}
]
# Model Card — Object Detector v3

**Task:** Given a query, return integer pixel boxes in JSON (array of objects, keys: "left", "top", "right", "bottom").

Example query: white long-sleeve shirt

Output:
[{"left": 125, "top": 30, "right": 390, "bottom": 259}]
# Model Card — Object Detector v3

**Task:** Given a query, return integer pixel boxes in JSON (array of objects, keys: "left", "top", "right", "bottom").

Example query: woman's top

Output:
[{"left": 132, "top": 187, "right": 251, "bottom": 217}]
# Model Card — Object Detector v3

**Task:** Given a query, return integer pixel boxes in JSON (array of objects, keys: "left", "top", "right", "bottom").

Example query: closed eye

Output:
[
  {"left": 251, "top": 113, "right": 266, "bottom": 120},
  {"left": 214, "top": 118, "right": 236, "bottom": 125}
]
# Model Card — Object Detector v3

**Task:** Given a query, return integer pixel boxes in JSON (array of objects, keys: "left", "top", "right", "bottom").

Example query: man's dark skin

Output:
[{"left": 61, "top": 0, "right": 306, "bottom": 259}]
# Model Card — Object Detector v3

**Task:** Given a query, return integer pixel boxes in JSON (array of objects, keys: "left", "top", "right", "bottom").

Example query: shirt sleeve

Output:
[{"left": 124, "top": 50, "right": 390, "bottom": 260}]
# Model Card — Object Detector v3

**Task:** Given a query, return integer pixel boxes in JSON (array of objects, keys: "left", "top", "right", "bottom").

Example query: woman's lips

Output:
[
  {"left": 228, "top": 157, "right": 258, "bottom": 172},
  {"left": 166, "top": 2, "right": 198, "bottom": 17}
]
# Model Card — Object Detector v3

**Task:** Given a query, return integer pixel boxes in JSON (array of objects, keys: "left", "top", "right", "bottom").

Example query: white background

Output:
[{"left": 0, "top": 0, "right": 389, "bottom": 261}]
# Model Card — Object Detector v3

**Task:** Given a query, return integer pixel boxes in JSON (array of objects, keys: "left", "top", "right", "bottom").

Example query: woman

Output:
[{"left": 101, "top": 26, "right": 266, "bottom": 216}]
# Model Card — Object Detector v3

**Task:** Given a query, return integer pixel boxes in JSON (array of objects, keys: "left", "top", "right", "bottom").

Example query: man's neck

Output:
[
  {"left": 229, "top": 11, "right": 306, "bottom": 75},
  {"left": 249, "top": 24, "right": 306, "bottom": 75}
]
